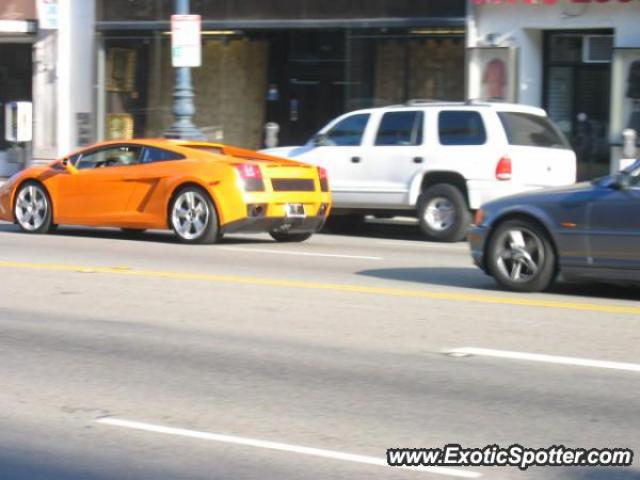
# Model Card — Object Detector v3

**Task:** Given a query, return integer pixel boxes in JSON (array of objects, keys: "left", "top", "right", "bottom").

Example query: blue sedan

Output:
[{"left": 469, "top": 160, "right": 640, "bottom": 292}]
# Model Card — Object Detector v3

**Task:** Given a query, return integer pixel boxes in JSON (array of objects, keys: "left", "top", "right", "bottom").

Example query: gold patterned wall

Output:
[
  {"left": 146, "top": 37, "right": 268, "bottom": 149},
  {"left": 374, "top": 38, "right": 465, "bottom": 105}
]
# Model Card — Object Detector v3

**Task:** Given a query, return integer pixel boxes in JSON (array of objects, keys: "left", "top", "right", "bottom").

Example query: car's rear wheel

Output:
[
  {"left": 170, "top": 187, "right": 220, "bottom": 244},
  {"left": 486, "top": 219, "right": 556, "bottom": 292},
  {"left": 269, "top": 231, "right": 313, "bottom": 243},
  {"left": 14, "top": 181, "right": 54, "bottom": 234},
  {"left": 418, "top": 184, "right": 471, "bottom": 242}
]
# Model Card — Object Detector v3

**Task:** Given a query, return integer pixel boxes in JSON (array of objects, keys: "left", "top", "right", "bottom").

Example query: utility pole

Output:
[{"left": 163, "top": 0, "right": 205, "bottom": 140}]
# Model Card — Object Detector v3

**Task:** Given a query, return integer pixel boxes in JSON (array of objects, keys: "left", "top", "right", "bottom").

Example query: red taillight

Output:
[
  {"left": 236, "top": 163, "right": 262, "bottom": 179},
  {"left": 318, "top": 166, "right": 329, "bottom": 192},
  {"left": 495, "top": 156, "right": 512, "bottom": 181},
  {"left": 236, "top": 163, "right": 265, "bottom": 191}
]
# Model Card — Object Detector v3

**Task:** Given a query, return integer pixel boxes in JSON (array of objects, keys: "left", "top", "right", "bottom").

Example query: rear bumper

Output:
[{"left": 221, "top": 215, "right": 326, "bottom": 235}]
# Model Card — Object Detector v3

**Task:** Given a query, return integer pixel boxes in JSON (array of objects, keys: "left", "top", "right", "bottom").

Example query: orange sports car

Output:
[{"left": 0, "top": 139, "right": 332, "bottom": 244}]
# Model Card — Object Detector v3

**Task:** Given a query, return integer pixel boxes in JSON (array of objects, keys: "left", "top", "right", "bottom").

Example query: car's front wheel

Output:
[
  {"left": 14, "top": 181, "right": 54, "bottom": 234},
  {"left": 486, "top": 219, "right": 556, "bottom": 292},
  {"left": 170, "top": 187, "right": 220, "bottom": 244},
  {"left": 418, "top": 184, "right": 471, "bottom": 242},
  {"left": 269, "top": 231, "right": 313, "bottom": 243}
]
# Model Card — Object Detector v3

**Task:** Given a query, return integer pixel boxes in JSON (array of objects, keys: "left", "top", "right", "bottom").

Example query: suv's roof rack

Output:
[
  {"left": 401, "top": 98, "right": 494, "bottom": 107},
  {"left": 404, "top": 98, "right": 450, "bottom": 106}
]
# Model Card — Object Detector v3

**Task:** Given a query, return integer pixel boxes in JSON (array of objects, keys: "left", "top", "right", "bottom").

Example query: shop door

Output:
[
  {"left": 0, "top": 43, "right": 32, "bottom": 175},
  {"left": 544, "top": 32, "right": 612, "bottom": 181},
  {"left": 268, "top": 31, "right": 345, "bottom": 146}
]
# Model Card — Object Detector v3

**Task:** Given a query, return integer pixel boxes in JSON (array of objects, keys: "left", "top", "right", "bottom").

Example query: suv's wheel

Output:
[
  {"left": 269, "top": 231, "right": 313, "bottom": 243},
  {"left": 14, "top": 181, "right": 54, "bottom": 234},
  {"left": 169, "top": 186, "right": 220, "bottom": 244},
  {"left": 418, "top": 184, "right": 471, "bottom": 242},
  {"left": 486, "top": 219, "right": 556, "bottom": 292}
]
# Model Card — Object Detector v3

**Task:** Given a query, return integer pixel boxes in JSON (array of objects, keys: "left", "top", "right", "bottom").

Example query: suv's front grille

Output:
[{"left": 271, "top": 178, "right": 315, "bottom": 192}]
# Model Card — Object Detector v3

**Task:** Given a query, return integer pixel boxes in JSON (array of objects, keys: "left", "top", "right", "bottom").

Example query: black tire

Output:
[
  {"left": 418, "top": 183, "right": 471, "bottom": 242},
  {"left": 169, "top": 186, "right": 220, "bottom": 244},
  {"left": 322, "top": 214, "right": 364, "bottom": 233},
  {"left": 486, "top": 219, "right": 557, "bottom": 292},
  {"left": 269, "top": 231, "right": 313, "bottom": 243},
  {"left": 13, "top": 181, "right": 54, "bottom": 234}
]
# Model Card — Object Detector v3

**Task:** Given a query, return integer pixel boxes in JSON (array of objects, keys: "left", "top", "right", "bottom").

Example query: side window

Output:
[
  {"left": 375, "top": 111, "right": 424, "bottom": 146},
  {"left": 438, "top": 111, "right": 487, "bottom": 146},
  {"left": 76, "top": 145, "right": 142, "bottom": 170},
  {"left": 141, "top": 147, "right": 185, "bottom": 163},
  {"left": 498, "top": 112, "right": 571, "bottom": 149},
  {"left": 323, "top": 114, "right": 370, "bottom": 146}
]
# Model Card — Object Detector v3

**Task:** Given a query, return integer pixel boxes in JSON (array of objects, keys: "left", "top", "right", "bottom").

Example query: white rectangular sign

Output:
[
  {"left": 36, "top": 0, "right": 59, "bottom": 30},
  {"left": 171, "top": 14, "right": 202, "bottom": 68}
]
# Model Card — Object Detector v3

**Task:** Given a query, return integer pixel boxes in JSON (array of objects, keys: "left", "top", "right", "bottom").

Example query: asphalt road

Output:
[{"left": 0, "top": 219, "right": 639, "bottom": 480}]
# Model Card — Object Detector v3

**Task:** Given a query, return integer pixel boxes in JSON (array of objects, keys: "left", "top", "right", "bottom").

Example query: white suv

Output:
[{"left": 263, "top": 101, "right": 576, "bottom": 242}]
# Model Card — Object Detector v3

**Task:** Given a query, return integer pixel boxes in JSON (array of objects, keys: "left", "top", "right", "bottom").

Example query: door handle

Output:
[
  {"left": 351, "top": 156, "right": 361, "bottom": 163},
  {"left": 413, "top": 157, "right": 424, "bottom": 164}
]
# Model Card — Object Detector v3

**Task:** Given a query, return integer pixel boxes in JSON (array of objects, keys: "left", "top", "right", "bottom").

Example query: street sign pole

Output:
[{"left": 163, "top": 0, "right": 205, "bottom": 140}]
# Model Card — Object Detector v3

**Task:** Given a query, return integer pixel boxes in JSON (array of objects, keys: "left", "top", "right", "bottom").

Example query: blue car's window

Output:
[{"left": 438, "top": 111, "right": 487, "bottom": 146}]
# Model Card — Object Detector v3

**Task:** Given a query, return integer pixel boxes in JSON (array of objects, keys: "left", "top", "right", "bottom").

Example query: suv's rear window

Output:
[
  {"left": 438, "top": 111, "right": 487, "bottom": 146},
  {"left": 375, "top": 111, "right": 424, "bottom": 146},
  {"left": 498, "top": 112, "right": 570, "bottom": 149}
]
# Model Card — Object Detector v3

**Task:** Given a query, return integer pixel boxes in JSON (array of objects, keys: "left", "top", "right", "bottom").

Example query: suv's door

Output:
[
  {"left": 498, "top": 111, "right": 576, "bottom": 188},
  {"left": 429, "top": 109, "right": 494, "bottom": 189},
  {"left": 290, "top": 112, "right": 371, "bottom": 207},
  {"left": 357, "top": 110, "right": 426, "bottom": 208},
  {"left": 55, "top": 144, "right": 142, "bottom": 224}
]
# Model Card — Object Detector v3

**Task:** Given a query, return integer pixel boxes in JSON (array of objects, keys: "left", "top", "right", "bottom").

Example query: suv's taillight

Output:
[
  {"left": 318, "top": 167, "right": 329, "bottom": 192},
  {"left": 495, "top": 156, "right": 512, "bottom": 181},
  {"left": 236, "top": 163, "right": 265, "bottom": 192}
]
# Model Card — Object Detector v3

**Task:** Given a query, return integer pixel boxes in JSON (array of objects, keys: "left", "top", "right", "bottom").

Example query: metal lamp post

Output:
[{"left": 163, "top": 0, "right": 205, "bottom": 140}]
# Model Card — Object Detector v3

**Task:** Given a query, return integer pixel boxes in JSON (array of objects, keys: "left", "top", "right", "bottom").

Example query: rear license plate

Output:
[{"left": 285, "top": 203, "right": 305, "bottom": 218}]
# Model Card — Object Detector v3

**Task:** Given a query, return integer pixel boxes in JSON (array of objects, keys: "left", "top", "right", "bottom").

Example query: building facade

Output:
[{"left": 468, "top": 0, "right": 640, "bottom": 180}]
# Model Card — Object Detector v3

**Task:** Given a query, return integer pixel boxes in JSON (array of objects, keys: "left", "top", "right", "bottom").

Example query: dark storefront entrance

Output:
[
  {"left": 266, "top": 30, "right": 466, "bottom": 146},
  {"left": 543, "top": 30, "right": 613, "bottom": 180}
]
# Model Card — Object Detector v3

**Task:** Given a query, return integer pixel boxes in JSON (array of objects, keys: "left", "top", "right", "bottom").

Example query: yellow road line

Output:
[{"left": 1, "top": 260, "right": 639, "bottom": 315}]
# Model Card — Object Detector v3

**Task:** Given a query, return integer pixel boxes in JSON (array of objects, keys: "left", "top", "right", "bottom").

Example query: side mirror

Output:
[
  {"left": 312, "top": 133, "right": 331, "bottom": 147},
  {"left": 60, "top": 157, "right": 78, "bottom": 174},
  {"left": 613, "top": 170, "right": 631, "bottom": 190}
]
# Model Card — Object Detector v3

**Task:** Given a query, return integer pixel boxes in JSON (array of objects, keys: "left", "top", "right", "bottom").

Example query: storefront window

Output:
[{"left": 101, "top": 28, "right": 464, "bottom": 148}]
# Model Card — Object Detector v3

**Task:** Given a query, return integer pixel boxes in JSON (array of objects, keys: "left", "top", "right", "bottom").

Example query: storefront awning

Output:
[{"left": 474, "top": 0, "right": 635, "bottom": 4}]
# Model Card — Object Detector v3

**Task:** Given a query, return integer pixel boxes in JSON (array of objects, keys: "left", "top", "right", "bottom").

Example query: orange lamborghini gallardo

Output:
[{"left": 0, "top": 139, "right": 332, "bottom": 244}]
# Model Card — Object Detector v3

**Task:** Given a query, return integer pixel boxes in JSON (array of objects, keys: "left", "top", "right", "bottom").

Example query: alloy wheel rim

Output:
[
  {"left": 495, "top": 228, "right": 544, "bottom": 283},
  {"left": 424, "top": 196, "right": 455, "bottom": 231},
  {"left": 172, "top": 191, "right": 209, "bottom": 240},
  {"left": 15, "top": 185, "right": 48, "bottom": 231}
]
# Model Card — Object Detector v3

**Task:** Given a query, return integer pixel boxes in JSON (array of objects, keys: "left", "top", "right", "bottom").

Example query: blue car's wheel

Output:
[{"left": 486, "top": 219, "right": 556, "bottom": 292}]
